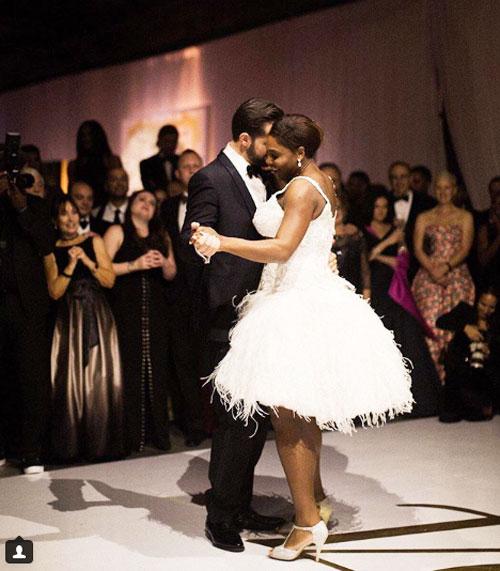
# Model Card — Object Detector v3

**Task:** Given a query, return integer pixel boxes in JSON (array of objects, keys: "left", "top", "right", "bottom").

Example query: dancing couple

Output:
[{"left": 181, "top": 99, "right": 413, "bottom": 561}]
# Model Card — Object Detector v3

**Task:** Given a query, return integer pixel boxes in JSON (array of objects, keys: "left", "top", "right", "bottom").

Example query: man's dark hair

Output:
[
  {"left": 158, "top": 124, "right": 179, "bottom": 139},
  {"left": 488, "top": 176, "right": 500, "bottom": 192},
  {"left": 231, "top": 98, "right": 284, "bottom": 141},
  {"left": 20, "top": 144, "right": 40, "bottom": 156},
  {"left": 388, "top": 161, "right": 410, "bottom": 178},
  {"left": 179, "top": 148, "right": 202, "bottom": 160},
  {"left": 348, "top": 170, "right": 370, "bottom": 186},
  {"left": 319, "top": 162, "right": 341, "bottom": 173},
  {"left": 411, "top": 164, "right": 432, "bottom": 183}
]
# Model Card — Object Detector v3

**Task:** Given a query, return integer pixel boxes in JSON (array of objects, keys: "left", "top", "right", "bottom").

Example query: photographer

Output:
[
  {"left": 0, "top": 164, "right": 54, "bottom": 474},
  {"left": 437, "top": 287, "right": 499, "bottom": 423}
]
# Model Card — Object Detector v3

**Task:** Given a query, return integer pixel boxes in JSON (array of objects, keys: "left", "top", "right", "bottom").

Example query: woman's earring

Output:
[{"left": 297, "top": 158, "right": 302, "bottom": 169}]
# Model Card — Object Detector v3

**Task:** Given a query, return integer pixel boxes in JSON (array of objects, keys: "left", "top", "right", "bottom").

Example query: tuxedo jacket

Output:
[
  {"left": 180, "top": 151, "right": 264, "bottom": 337},
  {"left": 91, "top": 205, "right": 118, "bottom": 237},
  {"left": 396, "top": 191, "right": 436, "bottom": 281},
  {"left": 160, "top": 194, "right": 191, "bottom": 306},
  {"left": 403, "top": 191, "right": 437, "bottom": 255},
  {"left": 0, "top": 194, "right": 54, "bottom": 318},
  {"left": 140, "top": 153, "right": 179, "bottom": 192}
]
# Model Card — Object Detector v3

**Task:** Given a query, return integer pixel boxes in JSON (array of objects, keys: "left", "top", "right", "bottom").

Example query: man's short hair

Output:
[
  {"left": 488, "top": 176, "right": 500, "bottom": 192},
  {"left": 158, "top": 124, "right": 179, "bottom": 139},
  {"left": 179, "top": 148, "right": 202, "bottom": 161},
  {"left": 232, "top": 98, "right": 284, "bottom": 141},
  {"left": 388, "top": 161, "right": 411, "bottom": 177},
  {"left": 411, "top": 164, "right": 432, "bottom": 183}
]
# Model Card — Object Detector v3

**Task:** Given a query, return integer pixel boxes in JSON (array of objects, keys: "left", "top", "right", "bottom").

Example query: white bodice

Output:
[{"left": 252, "top": 176, "right": 335, "bottom": 292}]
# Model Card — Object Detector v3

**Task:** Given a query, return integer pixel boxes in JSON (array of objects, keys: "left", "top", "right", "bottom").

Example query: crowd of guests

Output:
[
  {"left": 0, "top": 119, "right": 499, "bottom": 475},
  {"left": 325, "top": 161, "right": 499, "bottom": 423}
]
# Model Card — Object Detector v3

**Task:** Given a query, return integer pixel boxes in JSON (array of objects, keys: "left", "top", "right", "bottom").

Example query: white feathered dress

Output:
[{"left": 207, "top": 176, "right": 413, "bottom": 433}]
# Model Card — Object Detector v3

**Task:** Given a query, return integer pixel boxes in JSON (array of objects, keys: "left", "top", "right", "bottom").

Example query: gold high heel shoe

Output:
[
  {"left": 269, "top": 520, "right": 328, "bottom": 562},
  {"left": 317, "top": 497, "right": 333, "bottom": 525}
]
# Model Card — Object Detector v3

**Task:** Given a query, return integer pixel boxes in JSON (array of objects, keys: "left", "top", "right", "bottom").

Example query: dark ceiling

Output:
[{"left": 0, "top": 0, "right": 355, "bottom": 94}]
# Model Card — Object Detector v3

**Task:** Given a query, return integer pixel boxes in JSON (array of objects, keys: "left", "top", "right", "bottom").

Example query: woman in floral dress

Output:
[{"left": 412, "top": 171, "right": 475, "bottom": 381}]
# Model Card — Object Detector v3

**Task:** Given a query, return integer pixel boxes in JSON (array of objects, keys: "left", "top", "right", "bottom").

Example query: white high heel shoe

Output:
[{"left": 269, "top": 520, "right": 328, "bottom": 562}]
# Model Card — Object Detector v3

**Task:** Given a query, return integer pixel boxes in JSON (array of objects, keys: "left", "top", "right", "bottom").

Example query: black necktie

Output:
[
  {"left": 113, "top": 209, "right": 121, "bottom": 224},
  {"left": 247, "top": 164, "right": 261, "bottom": 179},
  {"left": 396, "top": 194, "right": 409, "bottom": 202},
  {"left": 80, "top": 217, "right": 89, "bottom": 230}
]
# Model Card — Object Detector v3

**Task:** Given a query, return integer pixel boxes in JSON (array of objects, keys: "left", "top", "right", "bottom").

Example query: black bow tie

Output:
[
  {"left": 80, "top": 218, "right": 89, "bottom": 229},
  {"left": 396, "top": 194, "right": 410, "bottom": 202},
  {"left": 179, "top": 194, "right": 188, "bottom": 204},
  {"left": 247, "top": 164, "right": 262, "bottom": 179}
]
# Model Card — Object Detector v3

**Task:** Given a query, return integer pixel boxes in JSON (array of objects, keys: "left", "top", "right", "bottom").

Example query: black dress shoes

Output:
[
  {"left": 184, "top": 431, "right": 207, "bottom": 448},
  {"left": 205, "top": 519, "right": 244, "bottom": 552},
  {"left": 235, "top": 509, "right": 286, "bottom": 532}
]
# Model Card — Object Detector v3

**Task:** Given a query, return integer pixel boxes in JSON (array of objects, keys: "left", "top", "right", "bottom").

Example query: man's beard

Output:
[{"left": 247, "top": 141, "right": 266, "bottom": 168}]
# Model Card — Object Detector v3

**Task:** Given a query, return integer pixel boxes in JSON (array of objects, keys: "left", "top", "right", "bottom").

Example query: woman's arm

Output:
[
  {"left": 447, "top": 211, "right": 474, "bottom": 269},
  {"left": 195, "top": 182, "right": 319, "bottom": 264},
  {"left": 103, "top": 225, "right": 130, "bottom": 275},
  {"left": 359, "top": 235, "right": 371, "bottom": 299},
  {"left": 374, "top": 254, "right": 398, "bottom": 269},
  {"left": 43, "top": 252, "right": 77, "bottom": 300},
  {"left": 413, "top": 213, "right": 434, "bottom": 272},
  {"left": 162, "top": 231, "right": 177, "bottom": 281},
  {"left": 89, "top": 235, "right": 116, "bottom": 288}
]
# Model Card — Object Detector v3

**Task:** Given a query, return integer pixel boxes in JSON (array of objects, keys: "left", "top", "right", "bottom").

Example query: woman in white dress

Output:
[{"left": 191, "top": 114, "right": 413, "bottom": 561}]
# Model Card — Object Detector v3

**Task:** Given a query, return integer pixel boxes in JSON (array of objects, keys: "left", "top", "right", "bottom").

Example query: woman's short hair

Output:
[{"left": 270, "top": 114, "right": 323, "bottom": 158}]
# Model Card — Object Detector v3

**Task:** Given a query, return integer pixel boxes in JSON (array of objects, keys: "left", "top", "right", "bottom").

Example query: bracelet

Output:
[{"left": 62, "top": 271, "right": 73, "bottom": 279}]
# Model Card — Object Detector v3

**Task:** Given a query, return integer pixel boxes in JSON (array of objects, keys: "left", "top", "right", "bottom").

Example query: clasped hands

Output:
[{"left": 190, "top": 222, "right": 222, "bottom": 263}]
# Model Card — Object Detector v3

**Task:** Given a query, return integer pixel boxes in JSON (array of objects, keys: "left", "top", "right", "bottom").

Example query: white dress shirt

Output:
[
  {"left": 93, "top": 200, "right": 128, "bottom": 224},
  {"left": 78, "top": 216, "right": 91, "bottom": 235},
  {"left": 223, "top": 143, "right": 267, "bottom": 206},
  {"left": 394, "top": 190, "right": 414, "bottom": 225},
  {"left": 177, "top": 193, "right": 188, "bottom": 231}
]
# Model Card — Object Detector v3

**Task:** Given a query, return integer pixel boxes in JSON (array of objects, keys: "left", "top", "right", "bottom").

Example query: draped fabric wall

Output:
[{"left": 1, "top": 0, "right": 498, "bottom": 207}]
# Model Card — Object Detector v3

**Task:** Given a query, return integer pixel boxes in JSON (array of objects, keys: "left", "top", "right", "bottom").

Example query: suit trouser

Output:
[
  {"left": 165, "top": 300, "right": 204, "bottom": 434},
  {"left": 205, "top": 339, "right": 269, "bottom": 524},
  {"left": 0, "top": 293, "right": 51, "bottom": 459}
]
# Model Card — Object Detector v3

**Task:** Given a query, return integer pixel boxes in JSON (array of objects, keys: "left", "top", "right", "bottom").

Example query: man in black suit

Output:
[
  {"left": 389, "top": 161, "right": 436, "bottom": 281},
  {"left": 160, "top": 149, "right": 206, "bottom": 447},
  {"left": 181, "top": 99, "right": 285, "bottom": 552},
  {"left": 69, "top": 181, "right": 99, "bottom": 235},
  {"left": 140, "top": 124, "right": 180, "bottom": 197},
  {"left": 0, "top": 173, "right": 53, "bottom": 474},
  {"left": 92, "top": 167, "right": 129, "bottom": 236}
]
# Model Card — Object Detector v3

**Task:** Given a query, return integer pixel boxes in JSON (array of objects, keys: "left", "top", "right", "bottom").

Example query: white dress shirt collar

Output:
[{"left": 223, "top": 142, "right": 267, "bottom": 206}]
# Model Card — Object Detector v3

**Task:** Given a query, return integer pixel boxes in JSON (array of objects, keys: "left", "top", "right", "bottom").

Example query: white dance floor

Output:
[{"left": 1, "top": 417, "right": 499, "bottom": 571}]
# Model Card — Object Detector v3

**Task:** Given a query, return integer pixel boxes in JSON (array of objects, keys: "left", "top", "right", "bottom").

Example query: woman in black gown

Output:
[
  {"left": 104, "top": 190, "right": 176, "bottom": 452},
  {"left": 332, "top": 190, "right": 371, "bottom": 299},
  {"left": 44, "top": 196, "right": 126, "bottom": 461},
  {"left": 364, "top": 188, "right": 439, "bottom": 417}
]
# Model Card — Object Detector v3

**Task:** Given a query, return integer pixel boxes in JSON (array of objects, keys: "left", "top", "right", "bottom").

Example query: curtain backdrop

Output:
[{"left": 1, "top": 0, "right": 498, "bottom": 207}]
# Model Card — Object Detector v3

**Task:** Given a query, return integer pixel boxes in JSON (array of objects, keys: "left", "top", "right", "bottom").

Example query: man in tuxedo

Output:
[
  {"left": 92, "top": 167, "right": 129, "bottom": 235},
  {"left": 181, "top": 98, "right": 285, "bottom": 552},
  {"left": 0, "top": 173, "right": 53, "bottom": 474},
  {"left": 140, "top": 124, "right": 180, "bottom": 197},
  {"left": 69, "top": 181, "right": 99, "bottom": 235},
  {"left": 389, "top": 160, "right": 436, "bottom": 280},
  {"left": 160, "top": 149, "right": 206, "bottom": 447}
]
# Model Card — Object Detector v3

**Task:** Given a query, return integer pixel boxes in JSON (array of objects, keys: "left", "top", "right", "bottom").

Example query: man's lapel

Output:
[{"left": 217, "top": 151, "right": 256, "bottom": 216}]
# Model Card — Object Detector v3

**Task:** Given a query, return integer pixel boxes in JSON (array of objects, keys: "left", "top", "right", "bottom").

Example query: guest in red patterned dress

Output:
[{"left": 412, "top": 171, "right": 475, "bottom": 382}]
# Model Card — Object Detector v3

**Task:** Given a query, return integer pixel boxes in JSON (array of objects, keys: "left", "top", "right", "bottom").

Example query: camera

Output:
[
  {"left": 2, "top": 132, "right": 35, "bottom": 191},
  {"left": 468, "top": 340, "right": 488, "bottom": 369}
]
